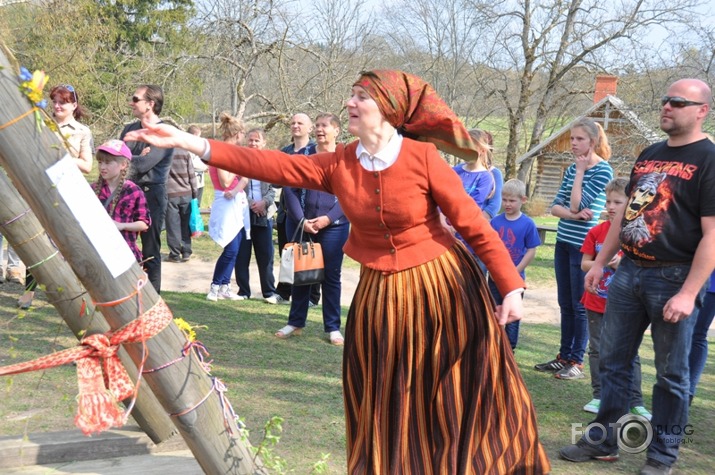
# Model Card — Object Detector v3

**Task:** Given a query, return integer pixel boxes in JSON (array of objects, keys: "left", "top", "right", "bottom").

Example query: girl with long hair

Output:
[
  {"left": 92, "top": 140, "right": 151, "bottom": 262},
  {"left": 534, "top": 117, "right": 614, "bottom": 380}
]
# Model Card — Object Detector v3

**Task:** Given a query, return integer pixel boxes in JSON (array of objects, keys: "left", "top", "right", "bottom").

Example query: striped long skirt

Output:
[{"left": 343, "top": 244, "right": 551, "bottom": 474}]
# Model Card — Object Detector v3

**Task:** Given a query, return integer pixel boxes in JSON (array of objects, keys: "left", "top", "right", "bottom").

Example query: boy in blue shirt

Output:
[{"left": 488, "top": 179, "right": 542, "bottom": 349}]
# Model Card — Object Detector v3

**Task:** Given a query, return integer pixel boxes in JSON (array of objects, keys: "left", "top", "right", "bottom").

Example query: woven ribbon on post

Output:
[{"left": 0, "top": 299, "right": 174, "bottom": 435}]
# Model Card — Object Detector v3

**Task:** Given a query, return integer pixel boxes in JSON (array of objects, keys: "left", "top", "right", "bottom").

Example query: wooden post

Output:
[
  {"left": 0, "top": 52, "right": 261, "bottom": 474},
  {"left": 0, "top": 172, "right": 177, "bottom": 444}
]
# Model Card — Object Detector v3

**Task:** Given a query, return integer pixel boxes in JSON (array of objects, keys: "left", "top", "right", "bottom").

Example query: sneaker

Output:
[
  {"left": 583, "top": 399, "right": 601, "bottom": 414},
  {"left": 181, "top": 254, "right": 192, "bottom": 262},
  {"left": 640, "top": 459, "right": 673, "bottom": 475},
  {"left": 555, "top": 362, "right": 585, "bottom": 380},
  {"left": 559, "top": 439, "right": 619, "bottom": 463},
  {"left": 308, "top": 301, "right": 318, "bottom": 308},
  {"left": 631, "top": 406, "right": 653, "bottom": 421},
  {"left": 328, "top": 330, "right": 344, "bottom": 346},
  {"left": 265, "top": 294, "right": 286, "bottom": 305},
  {"left": 7, "top": 268, "right": 23, "bottom": 285},
  {"left": 218, "top": 284, "right": 242, "bottom": 300},
  {"left": 206, "top": 284, "right": 220, "bottom": 302},
  {"left": 534, "top": 355, "right": 568, "bottom": 372}
]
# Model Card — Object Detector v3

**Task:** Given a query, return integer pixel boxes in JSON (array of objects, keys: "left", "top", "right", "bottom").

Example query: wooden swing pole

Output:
[
  {"left": 0, "top": 171, "right": 177, "bottom": 444},
  {"left": 0, "top": 52, "right": 261, "bottom": 474}
]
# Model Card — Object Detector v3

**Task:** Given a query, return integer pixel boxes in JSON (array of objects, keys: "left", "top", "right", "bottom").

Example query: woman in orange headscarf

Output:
[{"left": 125, "top": 70, "right": 551, "bottom": 474}]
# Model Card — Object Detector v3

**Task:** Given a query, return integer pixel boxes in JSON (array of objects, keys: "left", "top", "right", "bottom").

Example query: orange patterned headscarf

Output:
[{"left": 354, "top": 70, "right": 486, "bottom": 162}]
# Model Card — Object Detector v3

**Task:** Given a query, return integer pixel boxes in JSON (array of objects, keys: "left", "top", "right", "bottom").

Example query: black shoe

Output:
[
  {"left": 181, "top": 254, "right": 192, "bottom": 262},
  {"left": 559, "top": 440, "right": 619, "bottom": 463},
  {"left": 165, "top": 255, "right": 183, "bottom": 263},
  {"left": 640, "top": 459, "right": 673, "bottom": 475},
  {"left": 534, "top": 355, "right": 568, "bottom": 372}
]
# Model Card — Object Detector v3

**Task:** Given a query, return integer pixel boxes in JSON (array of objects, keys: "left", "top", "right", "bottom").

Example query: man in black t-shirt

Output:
[{"left": 559, "top": 79, "right": 715, "bottom": 475}]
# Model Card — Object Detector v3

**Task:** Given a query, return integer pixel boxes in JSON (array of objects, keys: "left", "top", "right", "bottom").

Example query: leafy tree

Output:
[{"left": 0, "top": 0, "right": 199, "bottom": 140}]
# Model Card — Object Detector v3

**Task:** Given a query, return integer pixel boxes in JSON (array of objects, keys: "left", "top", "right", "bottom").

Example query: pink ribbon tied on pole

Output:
[{"left": 0, "top": 299, "right": 174, "bottom": 435}]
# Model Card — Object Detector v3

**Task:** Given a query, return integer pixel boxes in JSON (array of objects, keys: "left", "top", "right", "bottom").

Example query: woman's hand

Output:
[
  {"left": 572, "top": 208, "right": 594, "bottom": 221},
  {"left": 495, "top": 291, "right": 524, "bottom": 325},
  {"left": 305, "top": 216, "right": 330, "bottom": 234},
  {"left": 439, "top": 213, "right": 457, "bottom": 236},
  {"left": 574, "top": 150, "right": 592, "bottom": 172}
]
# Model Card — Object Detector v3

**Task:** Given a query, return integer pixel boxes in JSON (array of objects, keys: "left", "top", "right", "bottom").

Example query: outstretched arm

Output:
[{"left": 124, "top": 123, "right": 207, "bottom": 157}]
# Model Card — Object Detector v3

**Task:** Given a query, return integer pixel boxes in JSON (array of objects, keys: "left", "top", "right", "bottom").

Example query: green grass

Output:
[
  {"left": 1, "top": 212, "right": 713, "bottom": 473},
  {"left": 1, "top": 283, "right": 714, "bottom": 473}
]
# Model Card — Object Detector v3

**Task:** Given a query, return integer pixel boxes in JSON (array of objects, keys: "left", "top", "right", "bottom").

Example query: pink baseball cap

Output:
[{"left": 97, "top": 140, "right": 132, "bottom": 160}]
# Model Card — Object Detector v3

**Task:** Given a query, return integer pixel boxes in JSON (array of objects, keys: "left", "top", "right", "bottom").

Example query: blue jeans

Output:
[
  {"left": 488, "top": 278, "right": 520, "bottom": 349},
  {"left": 554, "top": 240, "right": 588, "bottom": 363},
  {"left": 689, "top": 291, "right": 715, "bottom": 399},
  {"left": 585, "top": 258, "right": 702, "bottom": 466},
  {"left": 235, "top": 219, "right": 276, "bottom": 298},
  {"left": 285, "top": 220, "right": 349, "bottom": 332},
  {"left": 211, "top": 229, "right": 244, "bottom": 286}
]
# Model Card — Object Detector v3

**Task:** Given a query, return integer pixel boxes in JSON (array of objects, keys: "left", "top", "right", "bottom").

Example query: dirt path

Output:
[{"left": 161, "top": 256, "right": 560, "bottom": 325}]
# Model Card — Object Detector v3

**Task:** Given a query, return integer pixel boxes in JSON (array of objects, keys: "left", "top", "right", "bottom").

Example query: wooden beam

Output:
[
  {"left": 0, "top": 49, "right": 261, "bottom": 474},
  {"left": 0, "top": 172, "right": 177, "bottom": 444}
]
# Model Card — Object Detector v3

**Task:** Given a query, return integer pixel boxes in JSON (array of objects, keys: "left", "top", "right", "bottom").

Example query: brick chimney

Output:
[{"left": 594, "top": 74, "right": 618, "bottom": 103}]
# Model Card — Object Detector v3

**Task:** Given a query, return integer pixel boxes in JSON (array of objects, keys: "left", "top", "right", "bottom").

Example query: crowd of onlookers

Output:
[{"left": 2, "top": 74, "right": 714, "bottom": 475}]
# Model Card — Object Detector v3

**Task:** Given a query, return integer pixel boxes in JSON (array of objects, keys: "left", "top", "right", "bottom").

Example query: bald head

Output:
[
  {"left": 661, "top": 78, "right": 711, "bottom": 144},
  {"left": 289, "top": 112, "right": 314, "bottom": 148},
  {"left": 668, "top": 79, "right": 712, "bottom": 105},
  {"left": 292, "top": 113, "right": 312, "bottom": 124}
]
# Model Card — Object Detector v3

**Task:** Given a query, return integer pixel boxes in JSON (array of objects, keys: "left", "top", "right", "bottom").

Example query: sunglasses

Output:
[
  {"left": 132, "top": 96, "right": 146, "bottom": 103},
  {"left": 61, "top": 84, "right": 77, "bottom": 103},
  {"left": 661, "top": 96, "right": 705, "bottom": 108}
]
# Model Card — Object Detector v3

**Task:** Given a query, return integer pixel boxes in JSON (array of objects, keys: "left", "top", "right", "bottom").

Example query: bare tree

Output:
[
  {"left": 476, "top": 0, "right": 705, "bottom": 180},
  {"left": 194, "top": 0, "right": 293, "bottom": 122},
  {"left": 381, "top": 0, "right": 490, "bottom": 119},
  {"left": 290, "top": 0, "right": 379, "bottom": 117}
]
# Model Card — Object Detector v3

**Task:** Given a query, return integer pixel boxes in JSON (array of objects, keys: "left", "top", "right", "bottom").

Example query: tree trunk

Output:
[
  {"left": 0, "top": 51, "right": 262, "bottom": 474},
  {"left": 0, "top": 171, "right": 177, "bottom": 444}
]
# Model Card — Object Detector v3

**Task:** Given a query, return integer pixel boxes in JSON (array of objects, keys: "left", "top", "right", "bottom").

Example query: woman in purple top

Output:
[
  {"left": 277, "top": 113, "right": 350, "bottom": 345},
  {"left": 445, "top": 129, "right": 495, "bottom": 258}
]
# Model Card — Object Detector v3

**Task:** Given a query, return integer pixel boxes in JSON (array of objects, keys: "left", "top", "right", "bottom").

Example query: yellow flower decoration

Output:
[
  {"left": 174, "top": 317, "right": 198, "bottom": 342},
  {"left": 19, "top": 67, "right": 48, "bottom": 108},
  {"left": 18, "top": 67, "right": 48, "bottom": 131}
]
